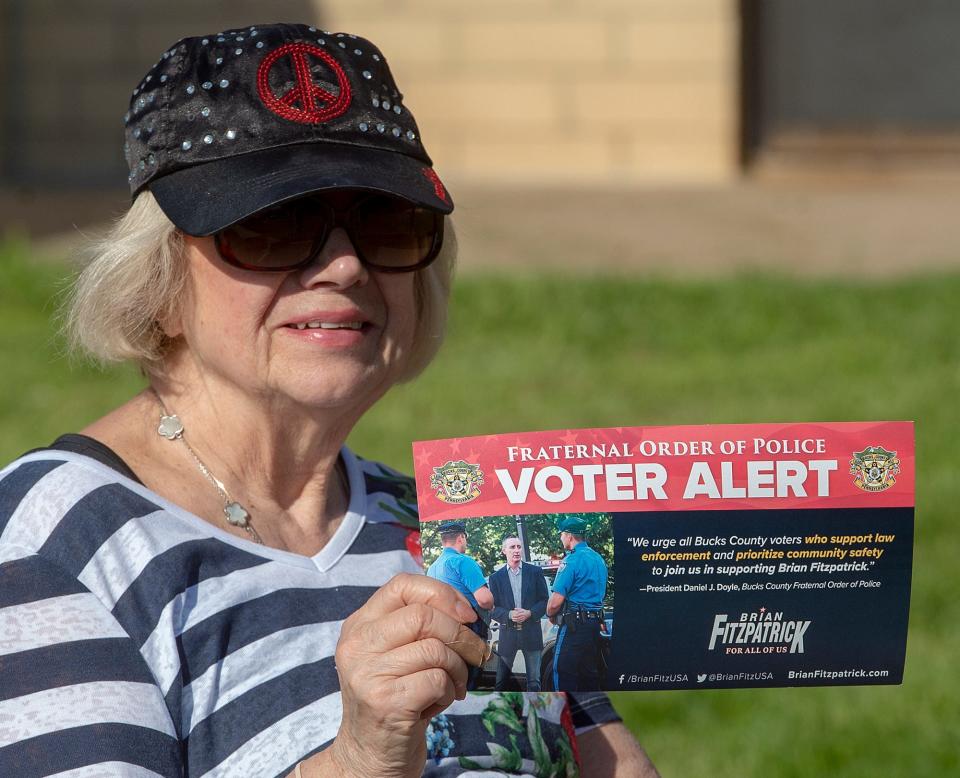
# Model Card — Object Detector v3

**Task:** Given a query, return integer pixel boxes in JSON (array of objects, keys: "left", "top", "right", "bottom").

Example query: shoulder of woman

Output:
[
  {"left": 351, "top": 452, "right": 419, "bottom": 530},
  {"left": 0, "top": 450, "right": 149, "bottom": 555}
]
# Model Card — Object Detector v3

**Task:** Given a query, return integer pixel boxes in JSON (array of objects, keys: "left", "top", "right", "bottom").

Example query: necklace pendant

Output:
[
  {"left": 158, "top": 414, "right": 184, "bottom": 440},
  {"left": 224, "top": 501, "right": 250, "bottom": 527}
]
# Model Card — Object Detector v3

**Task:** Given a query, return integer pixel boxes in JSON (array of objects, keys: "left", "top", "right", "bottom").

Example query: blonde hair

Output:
[{"left": 64, "top": 191, "right": 456, "bottom": 382}]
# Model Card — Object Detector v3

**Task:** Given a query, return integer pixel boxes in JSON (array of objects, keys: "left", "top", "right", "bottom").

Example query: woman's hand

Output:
[{"left": 298, "top": 573, "right": 487, "bottom": 778}]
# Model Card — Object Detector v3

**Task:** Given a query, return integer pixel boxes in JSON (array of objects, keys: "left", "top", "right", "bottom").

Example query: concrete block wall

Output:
[
  {"left": 0, "top": 0, "right": 738, "bottom": 189},
  {"left": 0, "top": 0, "right": 317, "bottom": 188},
  {"left": 315, "top": 0, "right": 740, "bottom": 184}
]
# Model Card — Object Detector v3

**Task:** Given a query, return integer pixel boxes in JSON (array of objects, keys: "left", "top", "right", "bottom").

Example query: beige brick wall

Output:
[
  {"left": 0, "top": 0, "right": 737, "bottom": 189},
  {"left": 314, "top": 0, "right": 739, "bottom": 184}
]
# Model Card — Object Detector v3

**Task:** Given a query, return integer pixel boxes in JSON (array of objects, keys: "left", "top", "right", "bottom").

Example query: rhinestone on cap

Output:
[
  {"left": 201, "top": 107, "right": 211, "bottom": 117},
  {"left": 376, "top": 123, "right": 385, "bottom": 133},
  {"left": 203, "top": 134, "right": 214, "bottom": 144},
  {"left": 216, "top": 56, "right": 223, "bottom": 65},
  {"left": 359, "top": 122, "right": 368, "bottom": 132},
  {"left": 362, "top": 70, "right": 372, "bottom": 80},
  {"left": 182, "top": 140, "right": 192, "bottom": 150},
  {"left": 186, "top": 85, "right": 195, "bottom": 94},
  {"left": 225, "top": 129, "right": 237, "bottom": 140},
  {"left": 406, "top": 130, "right": 416, "bottom": 140},
  {"left": 392, "top": 127, "right": 401, "bottom": 137},
  {"left": 202, "top": 81, "right": 212, "bottom": 90},
  {"left": 220, "top": 79, "right": 230, "bottom": 88},
  {"left": 257, "top": 41, "right": 265, "bottom": 48}
]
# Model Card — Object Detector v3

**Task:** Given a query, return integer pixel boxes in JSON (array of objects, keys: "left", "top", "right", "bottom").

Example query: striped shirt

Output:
[{"left": 0, "top": 446, "right": 618, "bottom": 777}]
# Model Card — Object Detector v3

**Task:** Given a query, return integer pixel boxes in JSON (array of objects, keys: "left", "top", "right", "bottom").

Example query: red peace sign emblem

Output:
[{"left": 256, "top": 42, "right": 352, "bottom": 125}]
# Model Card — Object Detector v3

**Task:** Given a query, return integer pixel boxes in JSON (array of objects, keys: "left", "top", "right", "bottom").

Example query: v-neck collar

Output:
[{"left": 12, "top": 447, "right": 369, "bottom": 572}]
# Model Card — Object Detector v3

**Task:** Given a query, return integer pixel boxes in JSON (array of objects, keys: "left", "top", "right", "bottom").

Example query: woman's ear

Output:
[
  {"left": 157, "top": 240, "right": 192, "bottom": 339},
  {"left": 156, "top": 305, "right": 184, "bottom": 339}
]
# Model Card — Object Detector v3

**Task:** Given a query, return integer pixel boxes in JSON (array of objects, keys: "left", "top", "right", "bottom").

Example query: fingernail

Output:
[{"left": 456, "top": 601, "right": 476, "bottom": 622}]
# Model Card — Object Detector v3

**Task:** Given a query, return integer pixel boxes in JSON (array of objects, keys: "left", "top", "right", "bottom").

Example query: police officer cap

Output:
[
  {"left": 557, "top": 517, "right": 588, "bottom": 534},
  {"left": 438, "top": 521, "right": 468, "bottom": 536}
]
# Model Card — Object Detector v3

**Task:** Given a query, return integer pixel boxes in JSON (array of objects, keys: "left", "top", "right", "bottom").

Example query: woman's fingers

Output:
[
  {"left": 444, "top": 623, "right": 490, "bottom": 668},
  {"left": 329, "top": 575, "right": 485, "bottom": 776},
  {"left": 390, "top": 667, "right": 458, "bottom": 719},
  {"left": 377, "top": 638, "right": 469, "bottom": 696},
  {"left": 359, "top": 573, "right": 477, "bottom": 624},
  {"left": 356, "top": 602, "right": 488, "bottom": 668}
]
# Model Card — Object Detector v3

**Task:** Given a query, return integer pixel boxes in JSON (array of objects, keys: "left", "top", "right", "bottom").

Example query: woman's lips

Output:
[
  {"left": 286, "top": 320, "right": 364, "bottom": 331},
  {"left": 279, "top": 309, "right": 375, "bottom": 344},
  {"left": 281, "top": 308, "right": 372, "bottom": 328},
  {"left": 281, "top": 326, "right": 370, "bottom": 347}
]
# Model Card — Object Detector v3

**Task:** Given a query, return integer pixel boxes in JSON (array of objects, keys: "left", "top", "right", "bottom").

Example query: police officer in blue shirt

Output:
[
  {"left": 546, "top": 516, "right": 608, "bottom": 691},
  {"left": 426, "top": 521, "right": 494, "bottom": 688}
]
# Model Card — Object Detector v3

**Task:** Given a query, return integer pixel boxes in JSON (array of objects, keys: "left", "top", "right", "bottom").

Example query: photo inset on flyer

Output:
[
  {"left": 421, "top": 512, "right": 615, "bottom": 693},
  {"left": 414, "top": 422, "right": 915, "bottom": 692}
]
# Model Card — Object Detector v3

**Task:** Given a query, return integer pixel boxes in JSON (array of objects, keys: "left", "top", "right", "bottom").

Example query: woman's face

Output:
[{"left": 168, "top": 196, "right": 418, "bottom": 414}]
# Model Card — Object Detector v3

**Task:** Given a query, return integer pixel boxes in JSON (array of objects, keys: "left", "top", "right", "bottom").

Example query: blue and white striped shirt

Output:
[{"left": 0, "top": 447, "right": 618, "bottom": 776}]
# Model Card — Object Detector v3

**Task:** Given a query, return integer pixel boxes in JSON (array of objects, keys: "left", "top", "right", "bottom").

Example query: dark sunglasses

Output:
[{"left": 213, "top": 193, "right": 444, "bottom": 273}]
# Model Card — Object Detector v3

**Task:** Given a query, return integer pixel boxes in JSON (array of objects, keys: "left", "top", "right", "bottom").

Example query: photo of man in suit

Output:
[{"left": 489, "top": 536, "right": 549, "bottom": 691}]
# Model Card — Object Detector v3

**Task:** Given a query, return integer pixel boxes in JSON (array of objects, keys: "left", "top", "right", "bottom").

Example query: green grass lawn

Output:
[{"left": 2, "top": 242, "right": 957, "bottom": 776}]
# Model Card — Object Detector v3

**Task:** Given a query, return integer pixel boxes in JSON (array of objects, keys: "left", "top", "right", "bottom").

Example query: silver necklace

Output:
[{"left": 153, "top": 396, "right": 264, "bottom": 545}]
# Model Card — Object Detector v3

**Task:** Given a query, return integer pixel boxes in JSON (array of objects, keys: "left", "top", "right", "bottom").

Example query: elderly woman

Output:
[{"left": 0, "top": 23, "right": 657, "bottom": 778}]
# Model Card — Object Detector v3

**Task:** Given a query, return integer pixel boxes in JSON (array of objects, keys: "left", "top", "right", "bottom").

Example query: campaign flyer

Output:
[{"left": 412, "top": 422, "right": 914, "bottom": 692}]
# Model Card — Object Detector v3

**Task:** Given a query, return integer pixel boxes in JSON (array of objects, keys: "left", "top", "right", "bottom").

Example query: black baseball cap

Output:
[
  {"left": 438, "top": 521, "right": 468, "bottom": 536},
  {"left": 123, "top": 23, "right": 453, "bottom": 236}
]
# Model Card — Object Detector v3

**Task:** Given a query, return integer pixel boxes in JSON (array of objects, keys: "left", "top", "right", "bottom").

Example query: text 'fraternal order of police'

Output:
[{"left": 499, "top": 438, "right": 839, "bottom": 504}]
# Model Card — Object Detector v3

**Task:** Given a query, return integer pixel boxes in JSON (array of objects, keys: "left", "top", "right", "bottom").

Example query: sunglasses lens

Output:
[
  {"left": 215, "top": 195, "right": 441, "bottom": 271},
  {"left": 217, "top": 200, "right": 326, "bottom": 270},
  {"left": 354, "top": 197, "right": 441, "bottom": 270}
]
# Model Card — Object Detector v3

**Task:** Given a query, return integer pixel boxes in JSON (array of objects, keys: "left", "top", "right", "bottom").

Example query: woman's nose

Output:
[{"left": 298, "top": 227, "right": 369, "bottom": 288}]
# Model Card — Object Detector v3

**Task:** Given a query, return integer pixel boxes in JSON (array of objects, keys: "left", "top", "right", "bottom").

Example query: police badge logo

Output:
[
  {"left": 430, "top": 460, "right": 484, "bottom": 504},
  {"left": 849, "top": 446, "right": 901, "bottom": 492}
]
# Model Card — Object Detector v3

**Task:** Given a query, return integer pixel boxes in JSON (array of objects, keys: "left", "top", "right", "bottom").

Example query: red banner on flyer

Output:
[{"left": 414, "top": 421, "right": 914, "bottom": 522}]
